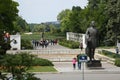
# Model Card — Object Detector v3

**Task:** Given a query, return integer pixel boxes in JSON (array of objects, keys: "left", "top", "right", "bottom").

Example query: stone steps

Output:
[
  {"left": 7, "top": 48, "right": 116, "bottom": 62},
  {"left": 37, "top": 54, "right": 78, "bottom": 61}
]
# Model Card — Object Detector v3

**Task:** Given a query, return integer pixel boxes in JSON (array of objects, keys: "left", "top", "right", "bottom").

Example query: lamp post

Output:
[
  {"left": 41, "top": 29, "right": 44, "bottom": 39},
  {"left": 41, "top": 23, "right": 45, "bottom": 40}
]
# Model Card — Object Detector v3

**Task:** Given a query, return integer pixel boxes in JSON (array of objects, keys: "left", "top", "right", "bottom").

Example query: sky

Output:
[{"left": 16, "top": 0, "right": 88, "bottom": 23}]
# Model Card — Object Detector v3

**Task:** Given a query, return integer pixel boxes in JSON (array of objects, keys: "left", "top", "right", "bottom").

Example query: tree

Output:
[
  {"left": 87, "top": 0, "right": 100, "bottom": 9},
  {"left": 57, "top": 9, "right": 71, "bottom": 32},
  {"left": 59, "top": 6, "right": 83, "bottom": 33},
  {"left": 105, "top": 0, "right": 120, "bottom": 45},
  {"left": 80, "top": 0, "right": 108, "bottom": 45},
  {"left": 0, "top": 0, "right": 18, "bottom": 55},
  {"left": 33, "top": 24, "right": 45, "bottom": 32},
  {"left": 57, "top": 0, "right": 119, "bottom": 46},
  {"left": 57, "top": 9, "right": 71, "bottom": 21},
  {"left": 0, "top": 0, "right": 19, "bottom": 32},
  {"left": 67, "top": 6, "right": 83, "bottom": 33},
  {"left": 49, "top": 24, "right": 57, "bottom": 33},
  {"left": 13, "top": 16, "right": 30, "bottom": 32}
]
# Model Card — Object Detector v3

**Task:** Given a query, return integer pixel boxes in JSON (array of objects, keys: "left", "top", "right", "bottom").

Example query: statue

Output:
[{"left": 85, "top": 21, "right": 98, "bottom": 61}]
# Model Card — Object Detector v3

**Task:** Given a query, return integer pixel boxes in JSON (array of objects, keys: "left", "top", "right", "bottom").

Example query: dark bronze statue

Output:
[{"left": 85, "top": 21, "right": 98, "bottom": 61}]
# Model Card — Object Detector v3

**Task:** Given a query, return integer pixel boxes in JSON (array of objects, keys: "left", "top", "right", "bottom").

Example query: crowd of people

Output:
[{"left": 32, "top": 39, "right": 58, "bottom": 49}]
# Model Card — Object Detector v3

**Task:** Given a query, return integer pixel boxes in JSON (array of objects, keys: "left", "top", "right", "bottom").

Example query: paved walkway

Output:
[
  {"left": 41, "top": 44, "right": 120, "bottom": 73},
  {"left": 33, "top": 45, "right": 120, "bottom": 80},
  {"left": 53, "top": 61, "right": 120, "bottom": 73}
]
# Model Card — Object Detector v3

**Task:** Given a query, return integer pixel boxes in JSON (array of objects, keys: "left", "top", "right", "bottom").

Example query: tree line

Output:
[{"left": 57, "top": 0, "right": 120, "bottom": 46}]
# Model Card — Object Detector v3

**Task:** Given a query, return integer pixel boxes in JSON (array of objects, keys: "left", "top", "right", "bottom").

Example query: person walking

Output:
[
  {"left": 77, "top": 54, "right": 81, "bottom": 70},
  {"left": 79, "top": 43, "right": 83, "bottom": 51},
  {"left": 72, "top": 58, "right": 77, "bottom": 69},
  {"left": 116, "top": 47, "right": 119, "bottom": 54}
]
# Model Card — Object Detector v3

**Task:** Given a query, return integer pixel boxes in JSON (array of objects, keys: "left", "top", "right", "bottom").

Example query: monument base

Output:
[{"left": 86, "top": 60, "right": 102, "bottom": 68}]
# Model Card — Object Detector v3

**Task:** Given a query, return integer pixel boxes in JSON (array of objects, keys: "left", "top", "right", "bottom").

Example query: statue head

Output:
[{"left": 90, "top": 21, "right": 95, "bottom": 27}]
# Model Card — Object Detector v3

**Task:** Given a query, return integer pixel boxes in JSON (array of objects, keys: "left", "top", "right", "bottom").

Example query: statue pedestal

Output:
[{"left": 86, "top": 60, "right": 102, "bottom": 68}]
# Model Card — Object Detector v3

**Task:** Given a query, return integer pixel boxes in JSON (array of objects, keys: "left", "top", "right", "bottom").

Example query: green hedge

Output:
[
  {"left": 99, "top": 50, "right": 120, "bottom": 67},
  {"left": 115, "top": 58, "right": 120, "bottom": 67},
  {"left": 59, "top": 39, "right": 79, "bottom": 49},
  {"left": 0, "top": 52, "right": 54, "bottom": 68},
  {"left": 21, "top": 39, "right": 33, "bottom": 49},
  {"left": 32, "top": 58, "right": 54, "bottom": 66},
  {"left": 0, "top": 52, "right": 54, "bottom": 79},
  {"left": 100, "top": 50, "right": 120, "bottom": 58}
]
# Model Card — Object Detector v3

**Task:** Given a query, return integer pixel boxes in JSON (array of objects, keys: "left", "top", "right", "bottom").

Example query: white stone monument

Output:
[
  {"left": 10, "top": 34, "right": 21, "bottom": 50},
  {"left": 66, "top": 32, "right": 86, "bottom": 48}
]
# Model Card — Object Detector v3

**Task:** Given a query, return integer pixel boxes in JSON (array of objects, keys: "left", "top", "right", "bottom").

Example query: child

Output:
[{"left": 72, "top": 58, "right": 77, "bottom": 69}]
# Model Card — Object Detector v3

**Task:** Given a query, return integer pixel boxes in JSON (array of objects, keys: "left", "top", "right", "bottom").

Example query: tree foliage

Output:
[
  {"left": 0, "top": 0, "right": 18, "bottom": 32},
  {"left": 57, "top": 0, "right": 120, "bottom": 46},
  {"left": 0, "top": 0, "right": 19, "bottom": 55},
  {"left": 13, "top": 16, "right": 30, "bottom": 32},
  {"left": 0, "top": 52, "right": 41, "bottom": 80},
  {"left": 105, "top": 0, "right": 120, "bottom": 45}
]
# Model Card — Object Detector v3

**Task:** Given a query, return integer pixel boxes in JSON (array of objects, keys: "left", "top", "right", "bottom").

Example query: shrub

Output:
[
  {"left": 0, "top": 52, "right": 53, "bottom": 79},
  {"left": 0, "top": 52, "right": 34, "bottom": 73},
  {"left": 59, "top": 39, "right": 79, "bottom": 49},
  {"left": 33, "top": 58, "right": 54, "bottom": 66},
  {"left": 0, "top": 52, "right": 54, "bottom": 71},
  {"left": 99, "top": 50, "right": 120, "bottom": 67},
  {"left": 101, "top": 50, "right": 120, "bottom": 59},
  {"left": 115, "top": 58, "right": 120, "bottom": 67},
  {"left": 21, "top": 39, "right": 33, "bottom": 49}
]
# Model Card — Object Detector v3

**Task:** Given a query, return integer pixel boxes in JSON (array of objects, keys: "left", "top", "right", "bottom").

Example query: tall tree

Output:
[
  {"left": 57, "top": 9, "right": 71, "bottom": 22},
  {"left": 83, "top": 0, "right": 108, "bottom": 45},
  {"left": 13, "top": 16, "right": 29, "bottom": 32},
  {"left": 59, "top": 6, "right": 83, "bottom": 33},
  {"left": 0, "top": 0, "right": 19, "bottom": 55},
  {"left": 67, "top": 6, "right": 82, "bottom": 33},
  {"left": 57, "top": 9, "right": 71, "bottom": 32},
  {"left": 87, "top": 0, "right": 99, "bottom": 9},
  {"left": 0, "top": 0, "right": 19, "bottom": 32},
  {"left": 105, "top": 0, "right": 120, "bottom": 45}
]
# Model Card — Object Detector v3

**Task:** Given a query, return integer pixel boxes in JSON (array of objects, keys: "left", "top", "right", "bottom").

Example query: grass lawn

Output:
[{"left": 27, "top": 66, "right": 57, "bottom": 72}]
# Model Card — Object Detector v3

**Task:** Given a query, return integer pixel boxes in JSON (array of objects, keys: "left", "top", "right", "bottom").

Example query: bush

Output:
[
  {"left": 0, "top": 52, "right": 53, "bottom": 79},
  {"left": 59, "top": 39, "right": 79, "bottom": 49},
  {"left": 0, "top": 53, "right": 54, "bottom": 70},
  {"left": 21, "top": 39, "right": 33, "bottom": 49},
  {"left": 101, "top": 50, "right": 120, "bottom": 58},
  {"left": 33, "top": 58, "right": 54, "bottom": 66},
  {"left": 99, "top": 50, "right": 120, "bottom": 67},
  {"left": 115, "top": 58, "right": 120, "bottom": 67},
  {"left": 0, "top": 52, "right": 34, "bottom": 73}
]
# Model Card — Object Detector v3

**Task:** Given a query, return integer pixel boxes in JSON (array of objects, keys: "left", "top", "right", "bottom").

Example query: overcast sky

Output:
[{"left": 16, "top": 0, "right": 88, "bottom": 23}]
